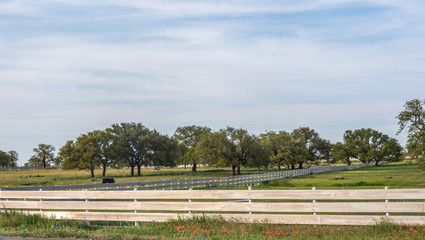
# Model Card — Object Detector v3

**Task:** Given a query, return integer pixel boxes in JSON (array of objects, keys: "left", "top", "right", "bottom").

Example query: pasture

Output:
[
  {"left": 1, "top": 162, "right": 423, "bottom": 190},
  {"left": 0, "top": 166, "right": 274, "bottom": 188}
]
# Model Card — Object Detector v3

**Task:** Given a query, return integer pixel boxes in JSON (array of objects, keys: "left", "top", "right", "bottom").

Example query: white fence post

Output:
[
  {"left": 385, "top": 186, "right": 390, "bottom": 216},
  {"left": 312, "top": 187, "right": 317, "bottom": 215},
  {"left": 134, "top": 188, "right": 139, "bottom": 226},
  {"left": 248, "top": 186, "right": 253, "bottom": 215},
  {"left": 39, "top": 189, "right": 43, "bottom": 212},
  {"left": 189, "top": 188, "right": 193, "bottom": 214},
  {"left": 85, "top": 189, "right": 90, "bottom": 226}
]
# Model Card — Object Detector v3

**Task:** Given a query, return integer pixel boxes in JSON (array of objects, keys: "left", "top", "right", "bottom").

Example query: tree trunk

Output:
[
  {"left": 277, "top": 162, "right": 281, "bottom": 171},
  {"left": 231, "top": 165, "right": 236, "bottom": 176},
  {"left": 130, "top": 166, "right": 135, "bottom": 176},
  {"left": 137, "top": 165, "right": 141, "bottom": 176},
  {"left": 291, "top": 164, "right": 295, "bottom": 169},
  {"left": 346, "top": 157, "right": 352, "bottom": 166},
  {"left": 102, "top": 163, "right": 107, "bottom": 177},
  {"left": 192, "top": 163, "right": 197, "bottom": 172},
  {"left": 375, "top": 160, "right": 379, "bottom": 166},
  {"left": 299, "top": 162, "right": 303, "bottom": 169},
  {"left": 90, "top": 168, "right": 95, "bottom": 178},
  {"left": 237, "top": 164, "right": 241, "bottom": 175}
]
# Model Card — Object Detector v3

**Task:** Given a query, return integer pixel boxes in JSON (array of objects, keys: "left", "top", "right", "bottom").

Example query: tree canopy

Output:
[
  {"left": 397, "top": 99, "right": 425, "bottom": 158},
  {"left": 0, "top": 150, "right": 18, "bottom": 169},
  {"left": 15, "top": 119, "right": 407, "bottom": 176},
  {"left": 339, "top": 128, "right": 402, "bottom": 166},
  {"left": 173, "top": 125, "right": 211, "bottom": 172},
  {"left": 28, "top": 144, "right": 56, "bottom": 169}
]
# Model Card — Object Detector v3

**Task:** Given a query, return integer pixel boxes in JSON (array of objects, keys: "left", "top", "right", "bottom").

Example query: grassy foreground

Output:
[{"left": 1, "top": 210, "right": 425, "bottom": 240}]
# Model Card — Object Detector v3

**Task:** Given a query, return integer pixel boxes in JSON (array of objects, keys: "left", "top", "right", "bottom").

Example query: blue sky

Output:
[{"left": 1, "top": 0, "right": 424, "bottom": 165}]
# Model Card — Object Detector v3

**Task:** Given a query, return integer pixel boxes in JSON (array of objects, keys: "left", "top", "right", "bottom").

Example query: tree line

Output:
[
  {"left": 0, "top": 150, "right": 18, "bottom": 169},
  {"left": 5, "top": 98, "right": 425, "bottom": 175},
  {"left": 17, "top": 124, "right": 402, "bottom": 177}
]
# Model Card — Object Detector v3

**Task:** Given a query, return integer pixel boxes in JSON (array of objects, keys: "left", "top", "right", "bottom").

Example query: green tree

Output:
[
  {"left": 110, "top": 122, "right": 176, "bottom": 176},
  {"left": 59, "top": 140, "right": 80, "bottom": 169},
  {"left": 95, "top": 129, "right": 116, "bottom": 177},
  {"left": 198, "top": 127, "right": 256, "bottom": 176},
  {"left": 260, "top": 131, "right": 291, "bottom": 171},
  {"left": 59, "top": 132, "right": 102, "bottom": 178},
  {"left": 260, "top": 130, "right": 310, "bottom": 170},
  {"left": 331, "top": 142, "right": 352, "bottom": 165},
  {"left": 145, "top": 131, "right": 178, "bottom": 169},
  {"left": 285, "top": 134, "right": 309, "bottom": 169},
  {"left": 7, "top": 150, "right": 18, "bottom": 167},
  {"left": 0, "top": 150, "right": 10, "bottom": 168},
  {"left": 173, "top": 125, "right": 211, "bottom": 172},
  {"left": 110, "top": 122, "right": 150, "bottom": 176},
  {"left": 246, "top": 137, "right": 270, "bottom": 170},
  {"left": 313, "top": 138, "right": 333, "bottom": 163},
  {"left": 0, "top": 150, "right": 18, "bottom": 169},
  {"left": 292, "top": 127, "right": 321, "bottom": 165},
  {"left": 28, "top": 144, "right": 56, "bottom": 168},
  {"left": 232, "top": 128, "right": 258, "bottom": 175},
  {"left": 344, "top": 128, "right": 402, "bottom": 165},
  {"left": 396, "top": 99, "right": 425, "bottom": 159},
  {"left": 76, "top": 132, "right": 103, "bottom": 178}
]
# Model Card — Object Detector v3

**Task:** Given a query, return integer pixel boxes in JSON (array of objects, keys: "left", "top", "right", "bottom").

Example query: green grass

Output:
[
  {"left": 0, "top": 167, "right": 275, "bottom": 188},
  {"left": 2, "top": 161, "right": 424, "bottom": 189},
  {"left": 209, "top": 162, "right": 425, "bottom": 190},
  {"left": 1, "top": 211, "right": 425, "bottom": 239}
]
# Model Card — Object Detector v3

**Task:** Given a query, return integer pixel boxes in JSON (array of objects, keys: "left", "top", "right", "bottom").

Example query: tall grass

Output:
[{"left": 2, "top": 211, "right": 425, "bottom": 239}]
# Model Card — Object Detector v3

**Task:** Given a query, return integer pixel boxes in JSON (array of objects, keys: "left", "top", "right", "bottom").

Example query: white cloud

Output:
[{"left": 0, "top": 1, "right": 40, "bottom": 16}]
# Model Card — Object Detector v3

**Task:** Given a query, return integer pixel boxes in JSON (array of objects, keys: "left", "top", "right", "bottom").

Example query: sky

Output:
[{"left": 1, "top": 0, "right": 425, "bottom": 166}]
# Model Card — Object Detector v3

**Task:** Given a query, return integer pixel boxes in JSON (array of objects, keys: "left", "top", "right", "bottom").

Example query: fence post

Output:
[
  {"left": 85, "top": 189, "right": 90, "bottom": 226},
  {"left": 312, "top": 187, "right": 317, "bottom": 216},
  {"left": 39, "top": 189, "right": 44, "bottom": 212},
  {"left": 134, "top": 188, "right": 139, "bottom": 226},
  {"left": 189, "top": 188, "right": 193, "bottom": 214},
  {"left": 248, "top": 186, "right": 253, "bottom": 215},
  {"left": 385, "top": 186, "right": 390, "bottom": 216}
]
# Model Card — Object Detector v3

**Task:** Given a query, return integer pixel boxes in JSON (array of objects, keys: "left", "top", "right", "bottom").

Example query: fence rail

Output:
[
  {"left": 1, "top": 188, "right": 424, "bottom": 226},
  {"left": 1, "top": 163, "right": 376, "bottom": 191}
]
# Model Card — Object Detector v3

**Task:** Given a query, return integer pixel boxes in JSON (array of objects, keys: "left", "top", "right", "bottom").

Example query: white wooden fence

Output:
[
  {"left": 2, "top": 163, "right": 375, "bottom": 191},
  {"left": 1, "top": 188, "right": 424, "bottom": 226}
]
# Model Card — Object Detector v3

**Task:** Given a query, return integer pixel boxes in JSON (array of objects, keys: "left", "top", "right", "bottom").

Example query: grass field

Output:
[
  {"left": 1, "top": 161, "right": 424, "bottom": 189},
  {"left": 0, "top": 166, "right": 274, "bottom": 188},
  {"left": 232, "top": 162, "right": 425, "bottom": 190},
  {"left": 1, "top": 210, "right": 425, "bottom": 240},
  {"left": 1, "top": 162, "right": 425, "bottom": 239}
]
